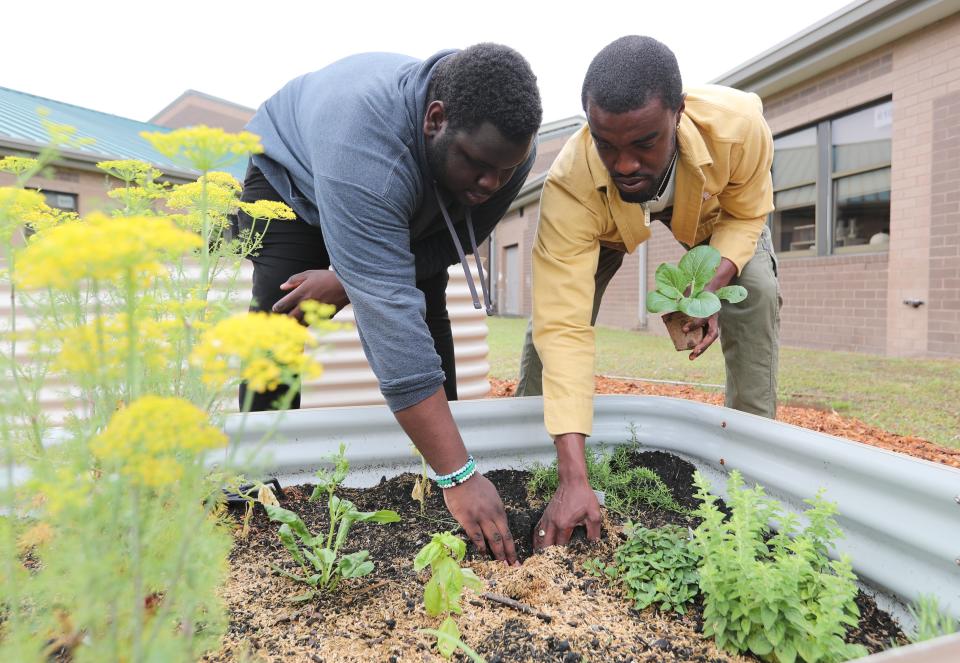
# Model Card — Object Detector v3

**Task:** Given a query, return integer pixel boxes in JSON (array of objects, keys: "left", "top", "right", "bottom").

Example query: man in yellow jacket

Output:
[{"left": 517, "top": 36, "right": 781, "bottom": 549}]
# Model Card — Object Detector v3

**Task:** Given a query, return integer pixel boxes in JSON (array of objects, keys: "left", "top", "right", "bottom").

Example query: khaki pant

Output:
[{"left": 516, "top": 226, "right": 781, "bottom": 418}]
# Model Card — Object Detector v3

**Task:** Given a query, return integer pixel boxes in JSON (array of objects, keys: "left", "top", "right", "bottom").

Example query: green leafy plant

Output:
[
  {"left": 692, "top": 470, "right": 867, "bottom": 663},
  {"left": 587, "top": 523, "right": 699, "bottom": 614},
  {"left": 265, "top": 444, "right": 400, "bottom": 600},
  {"left": 414, "top": 532, "right": 485, "bottom": 660},
  {"left": 646, "top": 245, "right": 747, "bottom": 318},
  {"left": 528, "top": 444, "right": 688, "bottom": 517},
  {"left": 908, "top": 595, "right": 958, "bottom": 643}
]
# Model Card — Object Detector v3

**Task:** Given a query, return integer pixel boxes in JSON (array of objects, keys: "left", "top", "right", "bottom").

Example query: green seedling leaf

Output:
[
  {"left": 437, "top": 616, "right": 461, "bottom": 659},
  {"left": 269, "top": 563, "right": 308, "bottom": 584},
  {"left": 354, "top": 508, "right": 402, "bottom": 524},
  {"left": 646, "top": 290, "right": 680, "bottom": 314},
  {"left": 424, "top": 576, "right": 444, "bottom": 616},
  {"left": 678, "top": 245, "right": 721, "bottom": 292},
  {"left": 655, "top": 263, "right": 687, "bottom": 300},
  {"left": 305, "top": 548, "right": 335, "bottom": 573},
  {"left": 288, "top": 590, "right": 317, "bottom": 603},
  {"left": 436, "top": 532, "right": 467, "bottom": 561},
  {"left": 277, "top": 524, "right": 306, "bottom": 567},
  {"left": 331, "top": 443, "right": 350, "bottom": 485},
  {"left": 338, "top": 550, "right": 374, "bottom": 579},
  {"left": 679, "top": 290, "right": 721, "bottom": 319},
  {"left": 715, "top": 285, "right": 747, "bottom": 304},
  {"left": 460, "top": 568, "right": 484, "bottom": 593},
  {"left": 264, "top": 504, "right": 312, "bottom": 543},
  {"left": 420, "top": 625, "right": 487, "bottom": 663},
  {"left": 415, "top": 541, "right": 444, "bottom": 571}
]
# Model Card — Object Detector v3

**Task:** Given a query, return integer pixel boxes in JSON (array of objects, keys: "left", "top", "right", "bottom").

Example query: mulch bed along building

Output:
[{"left": 489, "top": 377, "right": 960, "bottom": 470}]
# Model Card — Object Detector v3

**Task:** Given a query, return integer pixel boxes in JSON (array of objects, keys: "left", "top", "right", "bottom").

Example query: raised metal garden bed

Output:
[{"left": 224, "top": 393, "right": 960, "bottom": 659}]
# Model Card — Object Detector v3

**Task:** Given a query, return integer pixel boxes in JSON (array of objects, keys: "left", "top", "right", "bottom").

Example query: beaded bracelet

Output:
[{"left": 435, "top": 455, "right": 477, "bottom": 489}]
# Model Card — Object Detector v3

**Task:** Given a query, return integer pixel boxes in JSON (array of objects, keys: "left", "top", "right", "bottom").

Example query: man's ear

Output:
[
  {"left": 675, "top": 93, "right": 687, "bottom": 125},
  {"left": 423, "top": 100, "right": 446, "bottom": 138}
]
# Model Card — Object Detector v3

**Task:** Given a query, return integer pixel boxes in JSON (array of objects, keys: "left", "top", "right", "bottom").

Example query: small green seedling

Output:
[
  {"left": 908, "top": 595, "right": 957, "bottom": 643},
  {"left": 646, "top": 245, "right": 747, "bottom": 319},
  {"left": 587, "top": 523, "right": 699, "bottom": 614},
  {"left": 414, "top": 532, "right": 484, "bottom": 660},
  {"left": 265, "top": 444, "right": 400, "bottom": 600}
]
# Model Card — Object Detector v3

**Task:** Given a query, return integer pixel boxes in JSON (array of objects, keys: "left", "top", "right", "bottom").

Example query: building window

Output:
[
  {"left": 770, "top": 99, "right": 891, "bottom": 257},
  {"left": 35, "top": 189, "right": 78, "bottom": 212},
  {"left": 772, "top": 127, "right": 817, "bottom": 255},
  {"left": 830, "top": 102, "right": 891, "bottom": 253}
]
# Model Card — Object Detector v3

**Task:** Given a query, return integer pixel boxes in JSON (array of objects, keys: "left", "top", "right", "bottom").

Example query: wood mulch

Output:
[{"left": 488, "top": 377, "right": 960, "bottom": 470}]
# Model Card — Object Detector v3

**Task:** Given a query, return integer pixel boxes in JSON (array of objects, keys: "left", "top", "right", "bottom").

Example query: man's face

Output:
[
  {"left": 425, "top": 104, "right": 532, "bottom": 207},
  {"left": 586, "top": 96, "right": 684, "bottom": 203}
]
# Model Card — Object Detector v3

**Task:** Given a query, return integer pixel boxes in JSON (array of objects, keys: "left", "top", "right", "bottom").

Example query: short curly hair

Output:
[
  {"left": 429, "top": 43, "right": 542, "bottom": 143},
  {"left": 581, "top": 36, "right": 683, "bottom": 114}
]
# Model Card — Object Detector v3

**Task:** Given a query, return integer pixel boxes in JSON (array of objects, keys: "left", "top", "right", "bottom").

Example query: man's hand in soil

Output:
[
  {"left": 444, "top": 473, "right": 519, "bottom": 565},
  {"left": 534, "top": 433, "right": 601, "bottom": 550},
  {"left": 684, "top": 256, "right": 738, "bottom": 360},
  {"left": 394, "top": 388, "right": 519, "bottom": 565},
  {"left": 272, "top": 269, "right": 350, "bottom": 323}
]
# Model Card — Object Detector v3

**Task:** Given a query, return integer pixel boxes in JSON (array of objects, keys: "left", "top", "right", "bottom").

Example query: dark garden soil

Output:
[{"left": 207, "top": 450, "right": 906, "bottom": 663}]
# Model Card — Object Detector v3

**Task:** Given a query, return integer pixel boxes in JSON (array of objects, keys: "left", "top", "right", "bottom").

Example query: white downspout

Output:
[{"left": 638, "top": 241, "right": 648, "bottom": 328}]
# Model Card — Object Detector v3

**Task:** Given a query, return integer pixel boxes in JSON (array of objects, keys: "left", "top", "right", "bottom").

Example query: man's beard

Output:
[
  {"left": 426, "top": 130, "right": 454, "bottom": 185},
  {"left": 617, "top": 132, "right": 677, "bottom": 205},
  {"left": 618, "top": 187, "right": 657, "bottom": 204}
]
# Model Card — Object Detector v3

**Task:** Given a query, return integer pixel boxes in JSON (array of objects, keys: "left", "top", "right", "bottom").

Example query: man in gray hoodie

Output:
[{"left": 239, "top": 44, "right": 542, "bottom": 564}]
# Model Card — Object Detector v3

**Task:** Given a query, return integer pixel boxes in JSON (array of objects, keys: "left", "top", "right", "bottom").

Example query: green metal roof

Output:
[{"left": 0, "top": 86, "right": 248, "bottom": 181}]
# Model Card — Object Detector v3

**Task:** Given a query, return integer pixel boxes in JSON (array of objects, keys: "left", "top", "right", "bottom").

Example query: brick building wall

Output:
[
  {"left": 777, "top": 254, "right": 889, "bottom": 353},
  {"left": 492, "top": 14, "right": 960, "bottom": 358},
  {"left": 0, "top": 167, "right": 116, "bottom": 218},
  {"left": 929, "top": 90, "right": 960, "bottom": 355},
  {"left": 762, "top": 13, "right": 960, "bottom": 356}
]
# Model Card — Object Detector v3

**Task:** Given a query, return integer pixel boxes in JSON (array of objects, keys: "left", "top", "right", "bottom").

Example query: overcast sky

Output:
[{"left": 4, "top": 0, "right": 854, "bottom": 125}]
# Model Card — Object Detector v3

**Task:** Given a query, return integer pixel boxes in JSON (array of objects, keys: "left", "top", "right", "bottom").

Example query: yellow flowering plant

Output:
[{"left": 0, "top": 119, "right": 332, "bottom": 662}]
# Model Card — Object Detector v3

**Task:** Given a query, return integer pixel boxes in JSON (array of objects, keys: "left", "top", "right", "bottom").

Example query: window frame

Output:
[{"left": 769, "top": 97, "right": 893, "bottom": 258}]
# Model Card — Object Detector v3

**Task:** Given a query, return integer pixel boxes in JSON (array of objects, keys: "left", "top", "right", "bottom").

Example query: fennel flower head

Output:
[
  {"left": 190, "top": 312, "right": 321, "bottom": 393},
  {"left": 90, "top": 395, "right": 227, "bottom": 488},
  {"left": 0, "top": 187, "right": 46, "bottom": 243},
  {"left": 141, "top": 125, "right": 263, "bottom": 172},
  {"left": 96, "top": 159, "right": 163, "bottom": 185},
  {"left": 53, "top": 313, "right": 176, "bottom": 381},
  {"left": 13, "top": 212, "right": 201, "bottom": 290},
  {"left": 165, "top": 172, "right": 242, "bottom": 231},
  {"left": 237, "top": 199, "right": 296, "bottom": 222},
  {"left": 0, "top": 156, "right": 39, "bottom": 177}
]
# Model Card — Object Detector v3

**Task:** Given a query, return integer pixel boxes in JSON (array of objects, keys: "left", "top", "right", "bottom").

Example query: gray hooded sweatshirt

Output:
[{"left": 247, "top": 50, "right": 535, "bottom": 412}]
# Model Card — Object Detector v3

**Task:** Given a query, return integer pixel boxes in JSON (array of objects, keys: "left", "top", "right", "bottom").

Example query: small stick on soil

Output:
[
  {"left": 343, "top": 579, "right": 390, "bottom": 605},
  {"left": 364, "top": 635, "right": 387, "bottom": 646},
  {"left": 479, "top": 592, "right": 553, "bottom": 623}
]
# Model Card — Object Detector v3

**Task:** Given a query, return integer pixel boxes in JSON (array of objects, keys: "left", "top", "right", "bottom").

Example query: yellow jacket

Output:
[{"left": 532, "top": 85, "right": 774, "bottom": 436}]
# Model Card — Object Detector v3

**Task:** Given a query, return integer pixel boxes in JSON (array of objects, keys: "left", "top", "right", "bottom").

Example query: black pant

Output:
[{"left": 237, "top": 162, "right": 458, "bottom": 411}]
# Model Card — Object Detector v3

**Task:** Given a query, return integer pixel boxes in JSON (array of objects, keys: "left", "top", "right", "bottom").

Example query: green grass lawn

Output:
[{"left": 487, "top": 316, "right": 960, "bottom": 449}]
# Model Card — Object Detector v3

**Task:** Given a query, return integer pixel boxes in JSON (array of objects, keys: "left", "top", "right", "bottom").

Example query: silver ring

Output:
[{"left": 538, "top": 529, "right": 546, "bottom": 537}]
